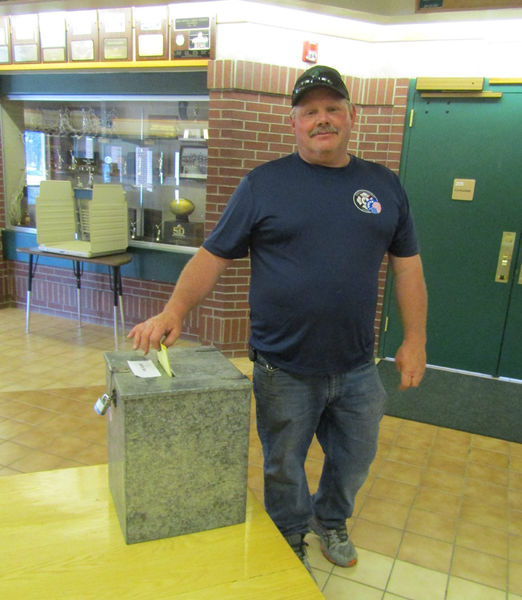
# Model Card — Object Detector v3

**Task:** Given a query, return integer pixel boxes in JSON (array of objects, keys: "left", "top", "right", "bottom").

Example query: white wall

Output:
[{"left": 185, "top": 0, "right": 522, "bottom": 77}]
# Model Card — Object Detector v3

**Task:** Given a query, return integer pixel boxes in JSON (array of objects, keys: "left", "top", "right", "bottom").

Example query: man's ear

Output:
[
  {"left": 289, "top": 110, "right": 296, "bottom": 133},
  {"left": 350, "top": 103, "right": 357, "bottom": 123}
]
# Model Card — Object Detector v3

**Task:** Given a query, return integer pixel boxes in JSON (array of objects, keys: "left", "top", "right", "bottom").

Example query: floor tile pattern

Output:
[{"left": 0, "top": 307, "right": 521, "bottom": 599}]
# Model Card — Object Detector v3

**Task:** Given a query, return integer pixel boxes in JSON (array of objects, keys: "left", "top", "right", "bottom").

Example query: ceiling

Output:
[
  {"left": 1, "top": 0, "right": 521, "bottom": 22},
  {"left": 250, "top": 0, "right": 522, "bottom": 21}
]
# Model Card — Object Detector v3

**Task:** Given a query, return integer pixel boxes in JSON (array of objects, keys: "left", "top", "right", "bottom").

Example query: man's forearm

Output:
[
  {"left": 129, "top": 246, "right": 233, "bottom": 352},
  {"left": 390, "top": 254, "right": 427, "bottom": 342},
  {"left": 389, "top": 253, "right": 427, "bottom": 389},
  {"left": 396, "top": 275, "right": 427, "bottom": 345},
  {"left": 162, "top": 247, "right": 232, "bottom": 320}
]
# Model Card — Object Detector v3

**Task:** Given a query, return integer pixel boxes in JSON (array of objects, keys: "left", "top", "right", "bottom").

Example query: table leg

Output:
[
  {"left": 72, "top": 260, "right": 83, "bottom": 327},
  {"left": 112, "top": 266, "right": 120, "bottom": 350},
  {"left": 25, "top": 291, "right": 31, "bottom": 334},
  {"left": 115, "top": 266, "right": 125, "bottom": 331},
  {"left": 25, "top": 254, "right": 37, "bottom": 333}
]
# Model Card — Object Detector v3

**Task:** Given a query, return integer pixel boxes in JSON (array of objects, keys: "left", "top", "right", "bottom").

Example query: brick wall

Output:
[
  {"left": 0, "top": 116, "right": 8, "bottom": 308},
  {"left": 2, "top": 59, "right": 409, "bottom": 357}
]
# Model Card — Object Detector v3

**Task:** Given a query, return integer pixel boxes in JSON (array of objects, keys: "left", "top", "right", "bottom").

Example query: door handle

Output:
[{"left": 494, "top": 231, "right": 516, "bottom": 283}]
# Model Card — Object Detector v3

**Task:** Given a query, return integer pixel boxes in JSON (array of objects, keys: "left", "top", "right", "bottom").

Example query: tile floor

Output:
[{"left": 0, "top": 306, "right": 521, "bottom": 599}]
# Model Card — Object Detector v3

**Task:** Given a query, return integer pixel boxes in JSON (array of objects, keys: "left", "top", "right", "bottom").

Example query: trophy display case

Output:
[{"left": 2, "top": 94, "right": 208, "bottom": 249}]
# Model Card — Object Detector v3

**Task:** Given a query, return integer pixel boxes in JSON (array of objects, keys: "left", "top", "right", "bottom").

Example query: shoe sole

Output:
[
  {"left": 310, "top": 520, "right": 358, "bottom": 568},
  {"left": 319, "top": 542, "right": 358, "bottom": 568}
]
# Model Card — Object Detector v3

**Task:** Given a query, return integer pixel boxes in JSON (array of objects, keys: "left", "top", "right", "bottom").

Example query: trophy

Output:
[
  {"left": 169, "top": 195, "right": 195, "bottom": 221},
  {"left": 164, "top": 189, "right": 203, "bottom": 246}
]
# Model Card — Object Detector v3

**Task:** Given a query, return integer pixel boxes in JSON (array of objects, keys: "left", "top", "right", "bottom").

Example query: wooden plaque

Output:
[
  {"left": 171, "top": 16, "right": 215, "bottom": 59},
  {"left": 0, "top": 16, "right": 11, "bottom": 63},
  {"left": 66, "top": 10, "right": 99, "bottom": 62},
  {"left": 98, "top": 8, "right": 132, "bottom": 61},
  {"left": 134, "top": 6, "right": 169, "bottom": 61},
  {"left": 39, "top": 12, "right": 67, "bottom": 63},
  {"left": 10, "top": 14, "right": 40, "bottom": 63}
]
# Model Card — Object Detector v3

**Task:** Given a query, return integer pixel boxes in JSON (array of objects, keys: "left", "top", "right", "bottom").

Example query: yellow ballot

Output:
[{"left": 157, "top": 343, "right": 173, "bottom": 377}]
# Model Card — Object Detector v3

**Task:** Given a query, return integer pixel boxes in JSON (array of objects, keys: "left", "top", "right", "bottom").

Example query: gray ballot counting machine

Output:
[{"left": 101, "top": 345, "right": 252, "bottom": 544}]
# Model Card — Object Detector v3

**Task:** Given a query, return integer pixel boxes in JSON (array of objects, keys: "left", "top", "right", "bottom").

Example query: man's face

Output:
[{"left": 290, "top": 87, "right": 356, "bottom": 168}]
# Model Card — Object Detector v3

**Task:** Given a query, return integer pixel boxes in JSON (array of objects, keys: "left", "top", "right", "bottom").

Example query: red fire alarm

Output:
[{"left": 302, "top": 41, "right": 318, "bottom": 63}]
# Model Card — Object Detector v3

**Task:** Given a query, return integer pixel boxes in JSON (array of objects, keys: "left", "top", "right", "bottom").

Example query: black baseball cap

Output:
[{"left": 291, "top": 65, "right": 350, "bottom": 106}]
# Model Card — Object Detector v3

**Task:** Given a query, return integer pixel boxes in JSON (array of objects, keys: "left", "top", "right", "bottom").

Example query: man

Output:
[{"left": 129, "top": 65, "right": 427, "bottom": 574}]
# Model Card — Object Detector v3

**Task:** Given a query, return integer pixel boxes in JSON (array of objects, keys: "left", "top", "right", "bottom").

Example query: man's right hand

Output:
[{"left": 128, "top": 312, "right": 182, "bottom": 354}]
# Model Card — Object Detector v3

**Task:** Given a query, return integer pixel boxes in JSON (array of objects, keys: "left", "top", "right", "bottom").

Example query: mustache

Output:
[{"left": 309, "top": 125, "right": 338, "bottom": 137}]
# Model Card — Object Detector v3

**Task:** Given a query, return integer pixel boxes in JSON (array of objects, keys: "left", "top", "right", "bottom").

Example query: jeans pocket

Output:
[{"left": 254, "top": 355, "right": 280, "bottom": 375}]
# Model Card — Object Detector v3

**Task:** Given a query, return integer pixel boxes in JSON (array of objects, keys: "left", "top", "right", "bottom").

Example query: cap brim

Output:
[{"left": 292, "top": 84, "right": 347, "bottom": 106}]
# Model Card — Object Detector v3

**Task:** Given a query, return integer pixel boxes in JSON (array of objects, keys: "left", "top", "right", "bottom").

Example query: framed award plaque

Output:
[
  {"left": 134, "top": 6, "right": 169, "bottom": 61},
  {"left": 98, "top": 8, "right": 132, "bottom": 61},
  {"left": 171, "top": 16, "right": 215, "bottom": 59},
  {"left": 66, "top": 10, "right": 99, "bottom": 62},
  {"left": 10, "top": 14, "right": 40, "bottom": 63},
  {"left": 0, "top": 16, "right": 10, "bottom": 64},
  {"left": 39, "top": 12, "right": 67, "bottom": 63}
]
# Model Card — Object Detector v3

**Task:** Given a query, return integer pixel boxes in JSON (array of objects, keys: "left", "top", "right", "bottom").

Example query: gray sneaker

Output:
[
  {"left": 285, "top": 533, "right": 316, "bottom": 581},
  {"left": 310, "top": 516, "right": 358, "bottom": 567}
]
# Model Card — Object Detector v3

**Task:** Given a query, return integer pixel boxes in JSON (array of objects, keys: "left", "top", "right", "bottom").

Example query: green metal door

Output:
[{"left": 382, "top": 82, "right": 522, "bottom": 379}]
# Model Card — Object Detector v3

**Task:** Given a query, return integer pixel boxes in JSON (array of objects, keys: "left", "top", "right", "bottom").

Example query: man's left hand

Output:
[{"left": 394, "top": 341, "right": 426, "bottom": 390}]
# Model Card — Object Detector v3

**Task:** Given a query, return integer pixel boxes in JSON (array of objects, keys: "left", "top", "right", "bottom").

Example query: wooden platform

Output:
[{"left": 0, "top": 465, "right": 322, "bottom": 599}]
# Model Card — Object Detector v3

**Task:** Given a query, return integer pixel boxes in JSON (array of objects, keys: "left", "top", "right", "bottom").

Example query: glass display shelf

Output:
[{"left": 2, "top": 94, "right": 208, "bottom": 249}]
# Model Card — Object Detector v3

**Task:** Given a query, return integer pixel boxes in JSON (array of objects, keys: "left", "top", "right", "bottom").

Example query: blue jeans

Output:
[{"left": 253, "top": 355, "right": 386, "bottom": 536}]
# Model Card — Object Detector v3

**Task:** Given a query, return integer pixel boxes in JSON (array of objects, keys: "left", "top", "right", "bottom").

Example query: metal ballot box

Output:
[{"left": 103, "top": 345, "right": 252, "bottom": 544}]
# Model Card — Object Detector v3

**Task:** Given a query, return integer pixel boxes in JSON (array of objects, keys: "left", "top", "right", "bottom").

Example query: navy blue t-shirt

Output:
[{"left": 203, "top": 153, "right": 419, "bottom": 375}]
